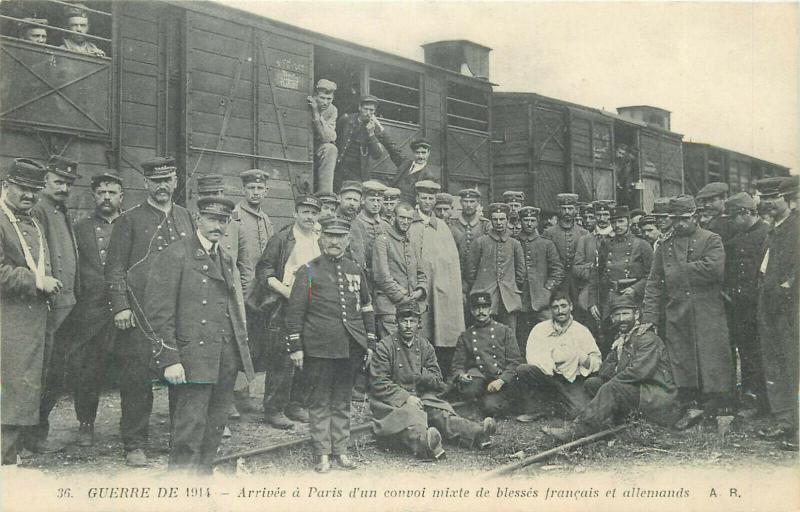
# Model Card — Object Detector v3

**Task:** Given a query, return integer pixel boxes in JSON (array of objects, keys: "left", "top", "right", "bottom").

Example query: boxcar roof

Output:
[{"left": 683, "top": 141, "right": 790, "bottom": 172}]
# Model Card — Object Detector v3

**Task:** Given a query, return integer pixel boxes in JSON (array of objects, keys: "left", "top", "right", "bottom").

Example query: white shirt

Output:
[
  {"left": 283, "top": 225, "right": 320, "bottom": 289},
  {"left": 196, "top": 230, "right": 216, "bottom": 255},
  {"left": 525, "top": 317, "right": 602, "bottom": 382},
  {"left": 760, "top": 212, "right": 790, "bottom": 274}
]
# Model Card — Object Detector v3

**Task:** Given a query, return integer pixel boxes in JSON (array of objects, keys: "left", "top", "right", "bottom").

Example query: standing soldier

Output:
[
  {"left": 352, "top": 180, "right": 387, "bottom": 281},
  {"left": 695, "top": 182, "right": 734, "bottom": 242},
  {"left": 573, "top": 200, "right": 614, "bottom": 332},
  {"left": 755, "top": 177, "right": 799, "bottom": 451},
  {"left": 316, "top": 191, "right": 340, "bottom": 221},
  {"left": 502, "top": 191, "right": 524, "bottom": 239},
  {"left": 652, "top": 197, "right": 673, "bottom": 251},
  {"left": 638, "top": 214, "right": 661, "bottom": 247},
  {"left": 285, "top": 217, "right": 377, "bottom": 473},
  {"left": 641, "top": 195, "right": 733, "bottom": 431},
  {"left": 516, "top": 206, "right": 564, "bottom": 350},
  {"left": 722, "top": 192, "right": 770, "bottom": 416},
  {"left": 578, "top": 203, "right": 596, "bottom": 232},
  {"left": 105, "top": 156, "right": 194, "bottom": 466},
  {"left": 144, "top": 197, "right": 254, "bottom": 473},
  {"left": 592, "top": 206, "right": 653, "bottom": 355},
  {"left": 372, "top": 202, "right": 427, "bottom": 338},
  {"left": 450, "top": 188, "right": 491, "bottom": 292},
  {"left": 465, "top": 203, "right": 526, "bottom": 332},
  {"left": 252, "top": 195, "right": 322, "bottom": 429},
  {"left": 391, "top": 138, "right": 436, "bottom": 204},
  {"left": 0, "top": 159, "right": 60, "bottom": 466},
  {"left": 544, "top": 193, "right": 588, "bottom": 307},
  {"left": 63, "top": 171, "right": 124, "bottom": 447},
  {"left": 433, "top": 193, "right": 455, "bottom": 221},
  {"left": 308, "top": 79, "right": 339, "bottom": 193},
  {"left": 381, "top": 187, "right": 401, "bottom": 224},
  {"left": 336, "top": 180, "right": 367, "bottom": 270},
  {"left": 27, "top": 156, "right": 81, "bottom": 454}
]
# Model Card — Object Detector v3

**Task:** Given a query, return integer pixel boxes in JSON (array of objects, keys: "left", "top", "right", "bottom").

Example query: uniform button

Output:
[
  {"left": 202, "top": 300, "right": 207, "bottom": 305},
  {"left": 473, "top": 347, "right": 478, "bottom": 352},
  {"left": 201, "top": 319, "right": 206, "bottom": 324},
  {"left": 202, "top": 279, "right": 207, "bottom": 283},
  {"left": 399, "top": 364, "right": 403, "bottom": 368},
  {"left": 199, "top": 341, "right": 204, "bottom": 346},
  {"left": 476, "top": 356, "right": 480, "bottom": 360},
  {"left": 343, "top": 319, "right": 347, "bottom": 323}
]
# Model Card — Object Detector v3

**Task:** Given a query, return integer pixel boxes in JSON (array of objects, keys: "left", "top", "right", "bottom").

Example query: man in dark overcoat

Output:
[
  {"left": 642, "top": 195, "right": 733, "bottom": 430},
  {"left": 755, "top": 176, "right": 799, "bottom": 451},
  {"left": 696, "top": 181, "right": 735, "bottom": 243},
  {"left": 543, "top": 193, "right": 588, "bottom": 305},
  {"left": 105, "top": 156, "right": 195, "bottom": 466},
  {"left": 144, "top": 197, "right": 254, "bottom": 473},
  {"left": 0, "top": 159, "right": 61, "bottom": 465},
  {"left": 369, "top": 301, "right": 496, "bottom": 460}
]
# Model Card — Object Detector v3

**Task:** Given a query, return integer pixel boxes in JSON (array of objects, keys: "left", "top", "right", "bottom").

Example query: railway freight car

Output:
[
  {"left": 683, "top": 142, "right": 790, "bottom": 197},
  {"left": 0, "top": 0, "right": 494, "bottom": 227},
  {"left": 492, "top": 93, "right": 684, "bottom": 212}
]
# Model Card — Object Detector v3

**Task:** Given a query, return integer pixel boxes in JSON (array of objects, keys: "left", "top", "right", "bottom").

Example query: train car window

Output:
[
  {"left": 447, "top": 82, "right": 489, "bottom": 132},
  {"left": 368, "top": 63, "right": 420, "bottom": 125},
  {"left": 0, "top": 0, "right": 111, "bottom": 57}
]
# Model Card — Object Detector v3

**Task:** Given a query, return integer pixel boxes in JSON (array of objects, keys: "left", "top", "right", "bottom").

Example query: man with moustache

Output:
[
  {"left": 59, "top": 3, "right": 105, "bottom": 57},
  {"left": 105, "top": 156, "right": 194, "bottom": 466},
  {"left": 372, "top": 202, "right": 427, "bottom": 338},
  {"left": 352, "top": 180, "right": 387, "bottom": 281},
  {"left": 252, "top": 195, "right": 322, "bottom": 429},
  {"left": 26, "top": 156, "right": 81, "bottom": 454},
  {"left": 335, "top": 95, "right": 403, "bottom": 190},
  {"left": 381, "top": 187, "right": 401, "bottom": 224},
  {"left": 450, "top": 188, "right": 491, "bottom": 291},
  {"left": 144, "top": 197, "right": 254, "bottom": 473},
  {"left": 0, "top": 159, "right": 62, "bottom": 465},
  {"left": 409, "top": 180, "right": 464, "bottom": 377},
  {"left": 336, "top": 180, "right": 368, "bottom": 270},
  {"left": 391, "top": 138, "right": 436, "bottom": 204},
  {"left": 754, "top": 177, "right": 799, "bottom": 450},
  {"left": 641, "top": 195, "right": 733, "bottom": 431},
  {"left": 695, "top": 182, "right": 734, "bottom": 243},
  {"left": 651, "top": 196, "right": 673, "bottom": 252},
  {"left": 638, "top": 214, "right": 661, "bottom": 247},
  {"left": 516, "top": 206, "right": 564, "bottom": 350},
  {"left": 285, "top": 216, "right": 377, "bottom": 473},
  {"left": 316, "top": 191, "right": 340, "bottom": 221},
  {"left": 62, "top": 171, "right": 124, "bottom": 446},
  {"left": 573, "top": 200, "right": 614, "bottom": 332},
  {"left": 308, "top": 79, "right": 339, "bottom": 193},
  {"left": 543, "top": 193, "right": 588, "bottom": 305},
  {"left": 370, "top": 300, "right": 496, "bottom": 460},
  {"left": 465, "top": 202, "right": 526, "bottom": 332},
  {"left": 542, "top": 294, "right": 677, "bottom": 442},
  {"left": 722, "top": 192, "right": 770, "bottom": 416},
  {"left": 579, "top": 203, "right": 597, "bottom": 233},
  {"left": 235, "top": 169, "right": 274, "bottom": 273}
]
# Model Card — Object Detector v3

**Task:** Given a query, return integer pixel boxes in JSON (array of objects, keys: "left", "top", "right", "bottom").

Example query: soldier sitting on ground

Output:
[
  {"left": 542, "top": 293, "right": 678, "bottom": 442},
  {"left": 369, "top": 301, "right": 497, "bottom": 461}
]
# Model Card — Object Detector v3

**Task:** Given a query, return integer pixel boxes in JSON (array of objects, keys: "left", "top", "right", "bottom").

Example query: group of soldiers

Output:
[
  {"left": 15, "top": 2, "right": 106, "bottom": 57},
  {"left": 1, "top": 78, "right": 798, "bottom": 475}
]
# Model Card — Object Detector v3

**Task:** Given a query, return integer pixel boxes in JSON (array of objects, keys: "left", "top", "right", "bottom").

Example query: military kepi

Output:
[
  {"left": 5, "top": 158, "right": 47, "bottom": 189},
  {"left": 556, "top": 193, "right": 579, "bottom": 205},
  {"left": 46, "top": 155, "right": 81, "bottom": 181},
  {"left": 469, "top": 292, "right": 492, "bottom": 308},
  {"left": 240, "top": 169, "right": 270, "bottom": 184},
  {"left": 396, "top": 300, "right": 421, "bottom": 318},
  {"left": 197, "top": 196, "right": 235, "bottom": 217},
  {"left": 668, "top": 195, "right": 697, "bottom": 217},
  {"left": 90, "top": 171, "right": 123, "bottom": 188},
  {"left": 608, "top": 292, "right": 638, "bottom": 313},
  {"left": 295, "top": 194, "right": 322, "bottom": 211},
  {"left": 518, "top": 206, "right": 541, "bottom": 219},
  {"left": 141, "top": 156, "right": 177, "bottom": 179},
  {"left": 197, "top": 173, "right": 224, "bottom": 194},
  {"left": 320, "top": 216, "right": 351, "bottom": 235},
  {"left": 488, "top": 202, "right": 510, "bottom": 215}
]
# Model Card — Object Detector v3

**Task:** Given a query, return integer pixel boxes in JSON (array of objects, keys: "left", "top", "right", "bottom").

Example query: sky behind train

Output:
[{"left": 225, "top": 1, "right": 798, "bottom": 171}]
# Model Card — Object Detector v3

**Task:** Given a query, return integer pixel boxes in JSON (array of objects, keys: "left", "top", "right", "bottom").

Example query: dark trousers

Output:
[
  {"left": 117, "top": 327, "right": 155, "bottom": 452},
  {"left": 458, "top": 376, "right": 518, "bottom": 417},
  {"left": 516, "top": 309, "right": 548, "bottom": 355},
  {"left": 169, "top": 339, "right": 239, "bottom": 473},
  {"left": 727, "top": 298, "right": 767, "bottom": 409},
  {"left": 434, "top": 346, "right": 455, "bottom": 380},
  {"left": 306, "top": 351, "right": 361, "bottom": 456},
  {"left": 575, "top": 376, "right": 640, "bottom": 432},
  {"left": 2, "top": 425, "right": 22, "bottom": 465},
  {"left": 381, "top": 402, "right": 484, "bottom": 457},
  {"left": 263, "top": 339, "right": 306, "bottom": 416},
  {"left": 515, "top": 364, "right": 591, "bottom": 418},
  {"left": 70, "top": 321, "right": 116, "bottom": 424},
  {"left": 758, "top": 291, "right": 799, "bottom": 433}
]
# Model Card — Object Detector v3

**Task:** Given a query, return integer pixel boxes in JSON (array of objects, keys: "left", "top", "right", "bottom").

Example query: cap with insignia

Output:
[
  {"left": 360, "top": 95, "right": 379, "bottom": 106},
  {"left": 556, "top": 193, "right": 579, "bottom": 206},
  {"left": 724, "top": 192, "right": 756, "bottom": 214},
  {"left": 320, "top": 216, "right": 351, "bottom": 235},
  {"left": 197, "top": 173, "right": 225, "bottom": 194},
  {"left": 415, "top": 180, "right": 441, "bottom": 194},
  {"left": 410, "top": 138, "right": 432, "bottom": 151},
  {"left": 141, "top": 156, "right": 177, "bottom": 179},
  {"left": 435, "top": 193, "right": 454, "bottom": 206},
  {"left": 487, "top": 202, "right": 510, "bottom": 216},
  {"left": 695, "top": 182, "right": 729, "bottom": 201},
  {"left": 652, "top": 197, "right": 672, "bottom": 217},
  {"left": 668, "top": 195, "right": 698, "bottom": 217},
  {"left": 578, "top": 203, "right": 594, "bottom": 215},
  {"left": 608, "top": 292, "right": 638, "bottom": 314},
  {"left": 396, "top": 300, "right": 421, "bottom": 318},
  {"left": 469, "top": 292, "right": 492, "bottom": 308},
  {"left": 592, "top": 200, "right": 613, "bottom": 214},
  {"left": 239, "top": 169, "right": 270, "bottom": 185},
  {"left": 339, "top": 180, "right": 363, "bottom": 196},
  {"left": 458, "top": 188, "right": 481, "bottom": 199},
  {"left": 197, "top": 196, "right": 235, "bottom": 218},
  {"left": 90, "top": 171, "right": 123, "bottom": 188},
  {"left": 46, "top": 155, "right": 81, "bottom": 181},
  {"left": 502, "top": 191, "right": 524, "bottom": 203},
  {"left": 295, "top": 194, "right": 322, "bottom": 211},
  {"left": 64, "top": 3, "right": 89, "bottom": 20},
  {"left": 4, "top": 158, "right": 47, "bottom": 189},
  {"left": 362, "top": 180, "right": 387, "bottom": 197},
  {"left": 610, "top": 205, "right": 630, "bottom": 219},
  {"left": 383, "top": 187, "right": 401, "bottom": 199},
  {"left": 315, "top": 79, "right": 337, "bottom": 93},
  {"left": 630, "top": 209, "right": 645, "bottom": 218},
  {"left": 316, "top": 191, "right": 340, "bottom": 205},
  {"left": 639, "top": 214, "right": 657, "bottom": 226},
  {"left": 518, "top": 206, "right": 541, "bottom": 219}
]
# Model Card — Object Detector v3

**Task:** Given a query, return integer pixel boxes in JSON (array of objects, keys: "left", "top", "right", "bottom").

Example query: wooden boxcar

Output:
[
  {"left": 0, "top": 0, "right": 493, "bottom": 228},
  {"left": 492, "top": 92, "right": 684, "bottom": 212},
  {"left": 683, "top": 142, "right": 790, "bottom": 197}
]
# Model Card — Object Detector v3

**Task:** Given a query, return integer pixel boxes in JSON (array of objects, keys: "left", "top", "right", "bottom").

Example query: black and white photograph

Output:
[{"left": 0, "top": 1, "right": 797, "bottom": 511}]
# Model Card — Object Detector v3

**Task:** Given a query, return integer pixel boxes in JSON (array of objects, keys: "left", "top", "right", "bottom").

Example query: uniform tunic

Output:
[
  {"left": 32, "top": 195, "right": 77, "bottom": 312},
  {"left": 372, "top": 223, "right": 427, "bottom": 316},
  {"left": 334, "top": 114, "right": 404, "bottom": 187},
  {"left": 450, "top": 214, "right": 491, "bottom": 286},
  {"left": 235, "top": 202, "right": 273, "bottom": 266},
  {"left": 465, "top": 231, "right": 526, "bottom": 314},
  {"left": 642, "top": 225, "right": 733, "bottom": 393},
  {"left": 572, "top": 231, "right": 610, "bottom": 314},
  {"left": 595, "top": 232, "right": 653, "bottom": 316},
  {"left": 391, "top": 159, "right": 436, "bottom": 205},
  {"left": 517, "top": 231, "right": 564, "bottom": 312},
  {"left": 543, "top": 223, "right": 588, "bottom": 302},
  {"left": 352, "top": 211, "right": 385, "bottom": 280}
]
